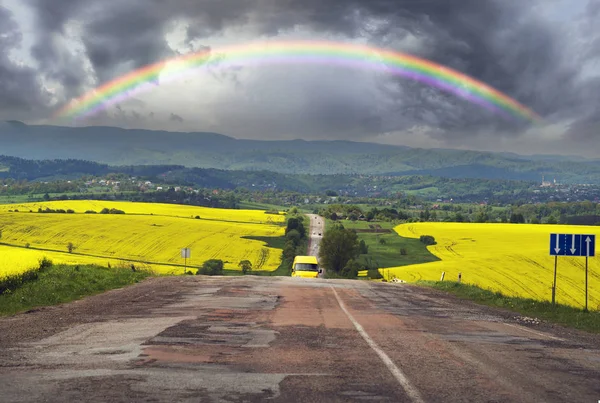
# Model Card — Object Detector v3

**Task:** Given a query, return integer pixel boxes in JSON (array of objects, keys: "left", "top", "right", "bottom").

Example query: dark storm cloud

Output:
[
  {"left": 0, "top": 5, "right": 50, "bottom": 120},
  {"left": 26, "top": 0, "right": 254, "bottom": 92},
  {"left": 79, "top": 1, "right": 175, "bottom": 84},
  {"left": 18, "top": 0, "right": 600, "bottom": 148}
]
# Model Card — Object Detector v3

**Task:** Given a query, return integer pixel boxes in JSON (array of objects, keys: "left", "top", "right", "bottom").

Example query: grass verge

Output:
[
  {"left": 420, "top": 281, "right": 600, "bottom": 333},
  {"left": 0, "top": 263, "right": 152, "bottom": 316}
]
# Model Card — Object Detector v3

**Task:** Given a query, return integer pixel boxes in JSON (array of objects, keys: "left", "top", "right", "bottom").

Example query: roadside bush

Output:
[
  {"left": 197, "top": 259, "right": 224, "bottom": 276},
  {"left": 341, "top": 259, "right": 361, "bottom": 279},
  {"left": 368, "top": 269, "right": 383, "bottom": 280}
]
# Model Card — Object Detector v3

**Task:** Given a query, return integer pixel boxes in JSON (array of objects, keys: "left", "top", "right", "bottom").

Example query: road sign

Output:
[
  {"left": 181, "top": 248, "right": 191, "bottom": 258},
  {"left": 550, "top": 234, "right": 595, "bottom": 257}
]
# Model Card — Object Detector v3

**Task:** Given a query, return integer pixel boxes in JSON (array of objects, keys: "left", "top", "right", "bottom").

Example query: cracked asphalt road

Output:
[{"left": 1, "top": 276, "right": 599, "bottom": 402}]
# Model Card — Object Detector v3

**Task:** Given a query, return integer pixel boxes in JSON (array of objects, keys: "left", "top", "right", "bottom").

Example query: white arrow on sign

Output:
[
  {"left": 554, "top": 235, "right": 561, "bottom": 254},
  {"left": 570, "top": 234, "right": 577, "bottom": 255},
  {"left": 585, "top": 236, "right": 591, "bottom": 256}
]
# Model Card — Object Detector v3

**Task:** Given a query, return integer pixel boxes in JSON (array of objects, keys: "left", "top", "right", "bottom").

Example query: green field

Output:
[{"left": 334, "top": 220, "right": 439, "bottom": 269}]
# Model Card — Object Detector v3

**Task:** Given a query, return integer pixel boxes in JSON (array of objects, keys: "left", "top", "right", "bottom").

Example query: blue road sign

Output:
[{"left": 550, "top": 234, "right": 595, "bottom": 257}]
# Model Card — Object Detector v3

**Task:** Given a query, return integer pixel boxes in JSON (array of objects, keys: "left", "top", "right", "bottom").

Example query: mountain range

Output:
[{"left": 2, "top": 121, "right": 599, "bottom": 183}]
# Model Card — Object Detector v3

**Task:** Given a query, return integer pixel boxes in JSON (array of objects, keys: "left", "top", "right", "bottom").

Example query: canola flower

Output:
[
  {"left": 0, "top": 201, "right": 285, "bottom": 276},
  {"left": 385, "top": 223, "right": 600, "bottom": 310}
]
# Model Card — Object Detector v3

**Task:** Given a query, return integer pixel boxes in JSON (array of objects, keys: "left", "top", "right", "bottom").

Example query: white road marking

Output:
[
  {"left": 331, "top": 286, "right": 425, "bottom": 403},
  {"left": 503, "top": 323, "right": 564, "bottom": 341}
]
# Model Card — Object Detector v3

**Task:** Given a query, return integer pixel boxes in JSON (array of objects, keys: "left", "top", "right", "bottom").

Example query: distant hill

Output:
[{"left": 2, "top": 121, "right": 600, "bottom": 183}]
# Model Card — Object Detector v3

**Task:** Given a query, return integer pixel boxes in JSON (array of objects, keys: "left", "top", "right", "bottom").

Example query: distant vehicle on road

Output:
[{"left": 291, "top": 255, "right": 322, "bottom": 278}]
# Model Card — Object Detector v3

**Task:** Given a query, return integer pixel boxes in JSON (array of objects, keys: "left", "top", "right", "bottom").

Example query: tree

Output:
[
  {"left": 285, "top": 217, "right": 305, "bottom": 238},
  {"left": 286, "top": 229, "right": 301, "bottom": 245},
  {"left": 238, "top": 260, "right": 252, "bottom": 274},
  {"left": 197, "top": 259, "right": 224, "bottom": 275},
  {"left": 318, "top": 225, "right": 360, "bottom": 274},
  {"left": 510, "top": 213, "right": 525, "bottom": 224},
  {"left": 475, "top": 209, "right": 489, "bottom": 223},
  {"left": 366, "top": 211, "right": 375, "bottom": 221},
  {"left": 67, "top": 242, "right": 75, "bottom": 253},
  {"left": 359, "top": 239, "right": 369, "bottom": 254}
]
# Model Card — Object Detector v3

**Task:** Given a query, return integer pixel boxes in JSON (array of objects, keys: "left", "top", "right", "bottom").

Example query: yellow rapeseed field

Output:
[
  {"left": 0, "top": 201, "right": 285, "bottom": 277},
  {"left": 0, "top": 200, "right": 282, "bottom": 224},
  {"left": 386, "top": 223, "right": 600, "bottom": 310}
]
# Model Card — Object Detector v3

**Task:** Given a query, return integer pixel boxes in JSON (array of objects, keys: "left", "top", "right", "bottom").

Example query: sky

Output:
[{"left": 1, "top": 0, "right": 599, "bottom": 156}]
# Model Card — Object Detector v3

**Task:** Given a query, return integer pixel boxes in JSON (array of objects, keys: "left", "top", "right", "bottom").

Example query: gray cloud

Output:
[
  {"left": 2, "top": 0, "right": 599, "bottom": 155},
  {"left": 0, "top": 5, "right": 50, "bottom": 120}
]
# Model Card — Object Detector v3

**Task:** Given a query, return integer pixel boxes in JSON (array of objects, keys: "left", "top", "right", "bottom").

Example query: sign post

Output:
[
  {"left": 550, "top": 234, "right": 595, "bottom": 309},
  {"left": 181, "top": 248, "right": 191, "bottom": 274},
  {"left": 552, "top": 255, "right": 557, "bottom": 305},
  {"left": 585, "top": 254, "right": 589, "bottom": 312}
]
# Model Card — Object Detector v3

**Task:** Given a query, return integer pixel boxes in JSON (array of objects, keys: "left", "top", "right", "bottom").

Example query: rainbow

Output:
[{"left": 55, "top": 40, "right": 542, "bottom": 123}]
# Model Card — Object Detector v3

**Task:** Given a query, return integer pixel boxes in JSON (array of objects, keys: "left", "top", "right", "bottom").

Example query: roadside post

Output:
[
  {"left": 552, "top": 255, "right": 557, "bottom": 305},
  {"left": 549, "top": 234, "right": 595, "bottom": 310},
  {"left": 440, "top": 272, "right": 445, "bottom": 281},
  {"left": 181, "top": 247, "right": 191, "bottom": 274}
]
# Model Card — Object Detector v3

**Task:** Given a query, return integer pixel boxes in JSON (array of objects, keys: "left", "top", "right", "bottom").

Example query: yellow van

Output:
[{"left": 291, "top": 255, "right": 321, "bottom": 278}]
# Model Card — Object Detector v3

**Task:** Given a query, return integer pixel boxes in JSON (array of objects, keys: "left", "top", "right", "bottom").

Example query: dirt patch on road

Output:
[{"left": 0, "top": 276, "right": 197, "bottom": 348}]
